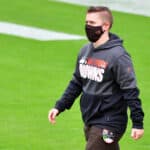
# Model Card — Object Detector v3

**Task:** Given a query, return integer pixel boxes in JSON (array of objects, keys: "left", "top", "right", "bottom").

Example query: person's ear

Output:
[{"left": 102, "top": 22, "right": 110, "bottom": 32}]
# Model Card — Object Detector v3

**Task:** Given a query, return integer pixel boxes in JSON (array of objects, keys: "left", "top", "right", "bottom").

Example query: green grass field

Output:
[{"left": 0, "top": 0, "right": 150, "bottom": 149}]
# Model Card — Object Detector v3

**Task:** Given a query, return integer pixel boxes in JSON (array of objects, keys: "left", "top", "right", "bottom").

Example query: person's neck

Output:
[{"left": 93, "top": 32, "right": 109, "bottom": 48}]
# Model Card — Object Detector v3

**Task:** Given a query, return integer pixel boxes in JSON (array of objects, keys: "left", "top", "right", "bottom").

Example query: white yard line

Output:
[
  {"left": 0, "top": 22, "right": 85, "bottom": 41},
  {"left": 56, "top": 0, "right": 150, "bottom": 17}
]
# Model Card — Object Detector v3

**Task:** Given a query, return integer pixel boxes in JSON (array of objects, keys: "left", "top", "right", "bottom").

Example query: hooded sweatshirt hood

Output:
[{"left": 93, "top": 33, "right": 123, "bottom": 51}]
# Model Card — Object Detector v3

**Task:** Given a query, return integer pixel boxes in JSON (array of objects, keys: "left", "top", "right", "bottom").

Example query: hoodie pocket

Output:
[
  {"left": 101, "top": 95, "right": 127, "bottom": 123},
  {"left": 80, "top": 92, "right": 103, "bottom": 120},
  {"left": 100, "top": 95, "right": 113, "bottom": 112}
]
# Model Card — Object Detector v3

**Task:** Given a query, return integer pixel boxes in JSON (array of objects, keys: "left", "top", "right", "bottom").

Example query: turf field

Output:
[{"left": 0, "top": 0, "right": 149, "bottom": 149}]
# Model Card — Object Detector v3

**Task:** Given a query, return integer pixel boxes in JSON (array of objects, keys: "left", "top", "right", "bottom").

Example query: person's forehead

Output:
[
  {"left": 85, "top": 12, "right": 103, "bottom": 25},
  {"left": 86, "top": 12, "right": 102, "bottom": 20}
]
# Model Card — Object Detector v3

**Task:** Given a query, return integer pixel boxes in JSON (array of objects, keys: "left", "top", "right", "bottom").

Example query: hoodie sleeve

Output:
[
  {"left": 113, "top": 53, "right": 144, "bottom": 129},
  {"left": 54, "top": 56, "right": 82, "bottom": 113}
]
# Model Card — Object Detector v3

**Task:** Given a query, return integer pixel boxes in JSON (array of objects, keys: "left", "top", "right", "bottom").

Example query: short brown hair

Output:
[{"left": 87, "top": 6, "right": 113, "bottom": 29}]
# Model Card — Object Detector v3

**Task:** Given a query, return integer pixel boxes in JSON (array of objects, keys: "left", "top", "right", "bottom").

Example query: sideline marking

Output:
[
  {"left": 0, "top": 22, "right": 85, "bottom": 41},
  {"left": 56, "top": 0, "right": 150, "bottom": 17}
]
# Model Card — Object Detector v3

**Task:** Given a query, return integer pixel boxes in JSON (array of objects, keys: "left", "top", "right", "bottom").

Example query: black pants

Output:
[{"left": 84, "top": 126, "right": 122, "bottom": 150}]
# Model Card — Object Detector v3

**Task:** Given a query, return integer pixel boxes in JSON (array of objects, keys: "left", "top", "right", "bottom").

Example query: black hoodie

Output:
[{"left": 55, "top": 33, "right": 144, "bottom": 134}]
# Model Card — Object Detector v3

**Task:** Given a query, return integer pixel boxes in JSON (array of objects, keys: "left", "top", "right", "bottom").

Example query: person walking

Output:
[{"left": 48, "top": 6, "right": 144, "bottom": 150}]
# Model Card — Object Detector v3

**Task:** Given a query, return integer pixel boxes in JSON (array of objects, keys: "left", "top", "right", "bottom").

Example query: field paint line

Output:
[
  {"left": 55, "top": 0, "right": 150, "bottom": 17},
  {"left": 0, "top": 22, "right": 86, "bottom": 41}
]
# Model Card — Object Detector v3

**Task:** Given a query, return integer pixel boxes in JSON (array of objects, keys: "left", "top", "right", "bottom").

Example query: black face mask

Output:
[{"left": 85, "top": 24, "right": 104, "bottom": 42}]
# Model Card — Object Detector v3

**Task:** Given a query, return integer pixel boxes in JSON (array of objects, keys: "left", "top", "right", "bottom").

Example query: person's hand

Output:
[
  {"left": 48, "top": 108, "right": 59, "bottom": 124},
  {"left": 131, "top": 128, "right": 144, "bottom": 140}
]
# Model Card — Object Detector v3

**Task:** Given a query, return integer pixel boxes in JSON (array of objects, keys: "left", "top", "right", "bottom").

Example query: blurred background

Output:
[
  {"left": 57, "top": 0, "right": 150, "bottom": 16},
  {"left": 0, "top": 0, "right": 149, "bottom": 149}
]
